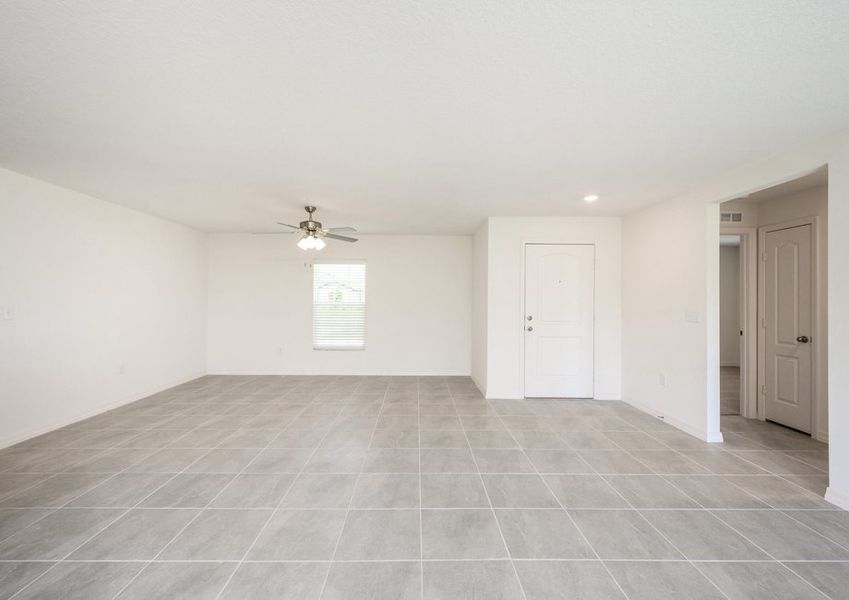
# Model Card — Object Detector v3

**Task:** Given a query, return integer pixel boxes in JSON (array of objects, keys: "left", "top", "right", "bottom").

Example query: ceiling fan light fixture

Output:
[
  {"left": 269, "top": 206, "right": 356, "bottom": 249},
  {"left": 297, "top": 233, "right": 325, "bottom": 251}
]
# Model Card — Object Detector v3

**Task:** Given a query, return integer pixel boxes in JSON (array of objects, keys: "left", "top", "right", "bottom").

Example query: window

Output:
[{"left": 312, "top": 262, "right": 366, "bottom": 350}]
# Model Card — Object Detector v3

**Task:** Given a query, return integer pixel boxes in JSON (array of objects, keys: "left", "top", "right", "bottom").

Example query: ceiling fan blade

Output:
[
  {"left": 277, "top": 222, "right": 301, "bottom": 229},
  {"left": 324, "top": 233, "right": 358, "bottom": 243},
  {"left": 252, "top": 231, "right": 295, "bottom": 235},
  {"left": 326, "top": 226, "right": 357, "bottom": 233}
]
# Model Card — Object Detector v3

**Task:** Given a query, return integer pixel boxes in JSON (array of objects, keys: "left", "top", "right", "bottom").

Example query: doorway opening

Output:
[
  {"left": 720, "top": 234, "right": 743, "bottom": 416},
  {"left": 718, "top": 166, "right": 828, "bottom": 441}
]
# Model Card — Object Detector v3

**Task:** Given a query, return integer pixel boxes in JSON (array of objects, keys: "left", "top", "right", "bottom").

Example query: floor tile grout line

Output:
[
  {"left": 589, "top": 453, "right": 732, "bottom": 599},
  {"left": 0, "top": 380, "right": 840, "bottom": 598},
  {"left": 0, "top": 402, "right": 214, "bottom": 553},
  {"left": 4, "top": 557, "right": 849, "bottom": 564},
  {"left": 211, "top": 376, "right": 385, "bottom": 600},
  {"left": 603, "top": 424, "right": 832, "bottom": 599},
  {"left": 661, "top": 439, "right": 849, "bottom": 552},
  {"left": 6, "top": 407, "right": 235, "bottom": 600},
  {"left": 606, "top": 416, "right": 824, "bottom": 597},
  {"left": 724, "top": 447, "right": 828, "bottom": 475},
  {"left": 695, "top": 507, "right": 833, "bottom": 598},
  {"left": 776, "top": 509, "right": 849, "bottom": 555},
  {"left": 706, "top": 467, "right": 849, "bottom": 556},
  {"left": 654, "top": 421, "right": 828, "bottom": 478},
  {"left": 489, "top": 405, "right": 631, "bottom": 600},
  {"left": 316, "top": 378, "right": 390, "bottom": 599},
  {"left": 0, "top": 375, "right": 307, "bottom": 597},
  {"left": 454, "top": 394, "right": 530, "bottom": 600},
  {"left": 5, "top": 504, "right": 843, "bottom": 512},
  {"left": 0, "top": 425, "right": 185, "bottom": 545},
  {"left": 606, "top": 415, "right": 830, "bottom": 507},
  {"left": 106, "top": 399, "right": 312, "bottom": 600},
  {"left": 710, "top": 446, "right": 834, "bottom": 505}
]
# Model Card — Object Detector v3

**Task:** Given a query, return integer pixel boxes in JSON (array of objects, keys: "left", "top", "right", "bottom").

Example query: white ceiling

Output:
[{"left": 1, "top": 1, "right": 848, "bottom": 234}]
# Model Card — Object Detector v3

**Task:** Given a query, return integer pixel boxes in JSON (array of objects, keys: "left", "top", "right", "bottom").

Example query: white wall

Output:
[
  {"left": 622, "top": 200, "right": 720, "bottom": 441},
  {"left": 206, "top": 233, "right": 472, "bottom": 376},
  {"left": 719, "top": 245, "right": 740, "bottom": 366},
  {"left": 482, "top": 217, "right": 622, "bottom": 400},
  {"left": 621, "top": 130, "right": 849, "bottom": 510},
  {"left": 828, "top": 139, "right": 849, "bottom": 509},
  {"left": 471, "top": 222, "right": 489, "bottom": 393},
  {"left": 0, "top": 168, "right": 207, "bottom": 448}
]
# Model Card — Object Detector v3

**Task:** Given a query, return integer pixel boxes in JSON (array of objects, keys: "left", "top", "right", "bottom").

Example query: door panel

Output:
[
  {"left": 524, "top": 244, "right": 594, "bottom": 398},
  {"left": 764, "top": 225, "right": 812, "bottom": 433}
]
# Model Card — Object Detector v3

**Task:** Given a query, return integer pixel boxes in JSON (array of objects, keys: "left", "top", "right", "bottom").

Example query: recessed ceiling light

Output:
[{"left": 583, "top": 195, "right": 599, "bottom": 203}]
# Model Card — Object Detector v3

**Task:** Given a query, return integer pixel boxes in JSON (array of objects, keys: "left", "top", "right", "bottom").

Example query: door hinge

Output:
[
  {"left": 762, "top": 251, "right": 767, "bottom": 261},
  {"left": 761, "top": 385, "right": 767, "bottom": 395},
  {"left": 761, "top": 317, "right": 766, "bottom": 328}
]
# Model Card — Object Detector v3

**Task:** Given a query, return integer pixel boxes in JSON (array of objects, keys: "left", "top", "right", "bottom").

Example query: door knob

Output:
[
  {"left": 526, "top": 315, "right": 533, "bottom": 321},
  {"left": 526, "top": 326, "right": 533, "bottom": 332},
  {"left": 796, "top": 335, "right": 809, "bottom": 343}
]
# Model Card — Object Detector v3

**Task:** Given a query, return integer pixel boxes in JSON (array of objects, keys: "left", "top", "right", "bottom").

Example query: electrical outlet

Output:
[
  {"left": 119, "top": 363, "right": 126, "bottom": 375},
  {"left": 658, "top": 372, "right": 667, "bottom": 387},
  {"left": 2, "top": 307, "right": 14, "bottom": 321}
]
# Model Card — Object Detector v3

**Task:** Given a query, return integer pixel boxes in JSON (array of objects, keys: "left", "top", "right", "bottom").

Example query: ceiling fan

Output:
[{"left": 256, "top": 206, "right": 358, "bottom": 250}]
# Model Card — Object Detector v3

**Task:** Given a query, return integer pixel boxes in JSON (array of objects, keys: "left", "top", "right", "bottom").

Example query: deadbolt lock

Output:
[{"left": 526, "top": 315, "right": 533, "bottom": 321}]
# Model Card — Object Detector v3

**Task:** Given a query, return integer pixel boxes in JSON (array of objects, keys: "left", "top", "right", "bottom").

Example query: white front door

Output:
[
  {"left": 764, "top": 224, "right": 813, "bottom": 433},
  {"left": 524, "top": 244, "right": 594, "bottom": 398}
]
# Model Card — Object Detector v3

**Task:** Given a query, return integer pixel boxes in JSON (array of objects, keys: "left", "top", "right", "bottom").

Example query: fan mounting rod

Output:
[{"left": 300, "top": 206, "right": 321, "bottom": 232}]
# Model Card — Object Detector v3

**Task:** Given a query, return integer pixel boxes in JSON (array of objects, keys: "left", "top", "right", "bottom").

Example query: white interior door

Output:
[
  {"left": 764, "top": 224, "right": 813, "bottom": 433},
  {"left": 524, "top": 244, "right": 594, "bottom": 398}
]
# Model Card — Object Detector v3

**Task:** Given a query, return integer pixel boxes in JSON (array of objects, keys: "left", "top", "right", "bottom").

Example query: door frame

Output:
[
  {"left": 520, "top": 242, "right": 596, "bottom": 399},
  {"left": 721, "top": 226, "right": 758, "bottom": 419},
  {"left": 757, "top": 216, "right": 821, "bottom": 437}
]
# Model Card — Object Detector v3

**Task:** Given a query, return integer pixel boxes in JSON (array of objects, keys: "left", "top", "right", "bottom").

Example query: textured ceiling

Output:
[{"left": 1, "top": 1, "right": 848, "bottom": 233}]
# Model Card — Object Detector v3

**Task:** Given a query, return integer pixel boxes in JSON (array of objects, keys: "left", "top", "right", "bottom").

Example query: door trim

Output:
[
  {"left": 520, "top": 243, "right": 596, "bottom": 399},
  {"left": 757, "top": 216, "right": 821, "bottom": 438},
  {"left": 721, "top": 226, "right": 758, "bottom": 419}
]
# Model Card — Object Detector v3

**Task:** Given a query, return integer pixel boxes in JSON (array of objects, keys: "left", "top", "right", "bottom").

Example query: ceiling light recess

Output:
[{"left": 583, "top": 194, "right": 599, "bottom": 203}]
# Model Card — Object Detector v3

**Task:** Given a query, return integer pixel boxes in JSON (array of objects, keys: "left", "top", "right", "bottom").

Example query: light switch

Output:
[{"left": 685, "top": 310, "right": 700, "bottom": 323}]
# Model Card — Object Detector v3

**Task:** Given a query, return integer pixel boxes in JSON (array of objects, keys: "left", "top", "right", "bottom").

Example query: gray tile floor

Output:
[{"left": 0, "top": 375, "right": 843, "bottom": 599}]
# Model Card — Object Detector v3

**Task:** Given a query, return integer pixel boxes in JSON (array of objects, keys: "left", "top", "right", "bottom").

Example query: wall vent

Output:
[{"left": 720, "top": 212, "right": 743, "bottom": 222}]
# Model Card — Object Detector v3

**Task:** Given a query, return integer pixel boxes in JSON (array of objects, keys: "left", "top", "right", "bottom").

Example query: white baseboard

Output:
[
  {"left": 0, "top": 371, "right": 205, "bottom": 450},
  {"left": 206, "top": 369, "right": 472, "bottom": 377},
  {"left": 624, "top": 399, "right": 723, "bottom": 443},
  {"left": 825, "top": 487, "right": 849, "bottom": 510}
]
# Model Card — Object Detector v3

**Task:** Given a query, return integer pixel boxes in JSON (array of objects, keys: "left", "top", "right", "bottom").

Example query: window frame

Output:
[{"left": 311, "top": 260, "right": 367, "bottom": 351}]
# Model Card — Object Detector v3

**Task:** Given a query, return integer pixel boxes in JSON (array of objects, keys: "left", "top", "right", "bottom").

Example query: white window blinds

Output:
[{"left": 312, "top": 262, "right": 366, "bottom": 350}]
